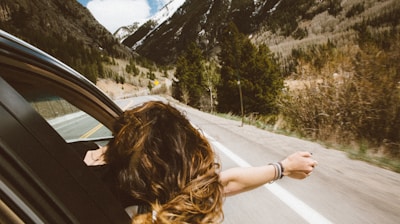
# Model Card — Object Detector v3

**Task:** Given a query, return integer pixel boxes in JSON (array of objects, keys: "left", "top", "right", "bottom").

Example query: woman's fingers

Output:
[
  {"left": 287, "top": 171, "right": 309, "bottom": 179},
  {"left": 281, "top": 151, "right": 318, "bottom": 178},
  {"left": 298, "top": 151, "right": 313, "bottom": 157}
]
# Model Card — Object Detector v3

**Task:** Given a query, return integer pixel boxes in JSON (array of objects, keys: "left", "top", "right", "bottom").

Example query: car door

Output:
[{"left": 0, "top": 30, "right": 130, "bottom": 223}]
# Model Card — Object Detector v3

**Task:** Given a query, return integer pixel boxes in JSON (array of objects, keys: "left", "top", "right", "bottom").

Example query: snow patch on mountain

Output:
[
  {"left": 151, "top": 0, "right": 186, "bottom": 26},
  {"left": 115, "top": 0, "right": 185, "bottom": 44}
]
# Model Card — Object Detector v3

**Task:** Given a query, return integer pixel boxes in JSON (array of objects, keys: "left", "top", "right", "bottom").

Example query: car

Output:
[{"left": 0, "top": 29, "right": 131, "bottom": 223}]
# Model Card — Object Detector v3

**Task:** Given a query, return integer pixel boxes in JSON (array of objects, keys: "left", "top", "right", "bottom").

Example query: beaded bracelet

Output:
[
  {"left": 269, "top": 162, "right": 284, "bottom": 183},
  {"left": 277, "top": 161, "right": 284, "bottom": 179}
]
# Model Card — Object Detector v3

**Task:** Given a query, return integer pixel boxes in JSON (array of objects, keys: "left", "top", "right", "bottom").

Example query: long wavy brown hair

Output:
[{"left": 105, "top": 101, "right": 223, "bottom": 223}]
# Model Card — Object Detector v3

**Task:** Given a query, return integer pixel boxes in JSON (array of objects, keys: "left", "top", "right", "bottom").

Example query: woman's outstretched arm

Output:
[{"left": 219, "top": 151, "right": 317, "bottom": 196}]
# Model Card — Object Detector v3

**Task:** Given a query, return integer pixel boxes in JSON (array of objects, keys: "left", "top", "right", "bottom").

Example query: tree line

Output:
[
  {"left": 173, "top": 15, "right": 400, "bottom": 168},
  {"left": 173, "top": 22, "right": 283, "bottom": 115},
  {"left": 1, "top": 25, "right": 106, "bottom": 83}
]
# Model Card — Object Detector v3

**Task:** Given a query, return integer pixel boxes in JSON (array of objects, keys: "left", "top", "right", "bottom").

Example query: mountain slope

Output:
[
  {"left": 122, "top": 0, "right": 399, "bottom": 65},
  {"left": 123, "top": 0, "right": 259, "bottom": 64},
  {"left": 0, "top": 0, "right": 132, "bottom": 82},
  {"left": 115, "top": 0, "right": 185, "bottom": 41},
  {"left": 0, "top": 0, "right": 131, "bottom": 59},
  {"left": 122, "top": 0, "right": 220, "bottom": 64}
]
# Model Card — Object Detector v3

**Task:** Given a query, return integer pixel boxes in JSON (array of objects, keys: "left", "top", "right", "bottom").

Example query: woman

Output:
[{"left": 85, "top": 101, "right": 317, "bottom": 223}]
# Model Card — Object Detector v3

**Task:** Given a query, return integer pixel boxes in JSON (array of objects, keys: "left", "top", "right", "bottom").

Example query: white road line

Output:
[{"left": 205, "top": 133, "right": 333, "bottom": 224}]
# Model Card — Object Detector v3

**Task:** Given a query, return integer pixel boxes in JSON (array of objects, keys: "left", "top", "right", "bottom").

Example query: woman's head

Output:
[{"left": 105, "top": 101, "right": 223, "bottom": 223}]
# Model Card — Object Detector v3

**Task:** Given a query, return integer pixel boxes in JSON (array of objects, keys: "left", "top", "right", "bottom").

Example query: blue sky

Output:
[
  {"left": 77, "top": 0, "right": 168, "bottom": 33},
  {"left": 77, "top": 0, "right": 90, "bottom": 6}
]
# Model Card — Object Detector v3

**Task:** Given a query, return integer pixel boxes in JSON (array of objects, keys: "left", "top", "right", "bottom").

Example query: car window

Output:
[
  {"left": 27, "top": 94, "right": 113, "bottom": 142},
  {"left": 0, "top": 76, "right": 130, "bottom": 223}
]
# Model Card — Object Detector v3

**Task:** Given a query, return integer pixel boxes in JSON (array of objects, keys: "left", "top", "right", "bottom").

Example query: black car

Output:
[{"left": 0, "top": 30, "right": 131, "bottom": 223}]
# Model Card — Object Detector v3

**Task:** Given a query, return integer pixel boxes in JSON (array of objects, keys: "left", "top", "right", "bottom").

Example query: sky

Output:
[{"left": 77, "top": 0, "right": 170, "bottom": 33}]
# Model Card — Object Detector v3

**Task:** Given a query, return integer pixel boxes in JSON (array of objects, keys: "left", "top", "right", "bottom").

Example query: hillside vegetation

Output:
[
  {"left": 0, "top": 0, "right": 131, "bottom": 83},
  {"left": 169, "top": 0, "right": 400, "bottom": 171},
  {"left": 254, "top": 0, "right": 400, "bottom": 170}
]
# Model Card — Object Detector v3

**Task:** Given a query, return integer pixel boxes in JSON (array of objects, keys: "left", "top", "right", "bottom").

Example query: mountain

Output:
[
  {"left": 0, "top": 0, "right": 131, "bottom": 57},
  {"left": 0, "top": 0, "right": 133, "bottom": 82},
  {"left": 114, "top": 0, "right": 186, "bottom": 41},
  {"left": 121, "top": 0, "right": 399, "bottom": 65}
]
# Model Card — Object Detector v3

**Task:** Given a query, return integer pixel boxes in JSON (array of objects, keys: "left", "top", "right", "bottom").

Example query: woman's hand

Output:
[
  {"left": 83, "top": 145, "right": 107, "bottom": 166},
  {"left": 220, "top": 151, "right": 318, "bottom": 196},
  {"left": 281, "top": 151, "right": 318, "bottom": 179}
]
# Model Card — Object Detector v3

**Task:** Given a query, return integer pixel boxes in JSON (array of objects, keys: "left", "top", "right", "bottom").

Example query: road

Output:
[
  {"left": 50, "top": 96, "right": 158, "bottom": 141},
  {"left": 170, "top": 99, "right": 400, "bottom": 224},
  {"left": 62, "top": 96, "right": 400, "bottom": 223}
]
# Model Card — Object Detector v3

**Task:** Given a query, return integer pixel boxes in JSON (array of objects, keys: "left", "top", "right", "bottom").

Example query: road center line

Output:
[
  {"left": 79, "top": 123, "right": 103, "bottom": 139},
  {"left": 79, "top": 100, "right": 135, "bottom": 139},
  {"left": 204, "top": 132, "right": 333, "bottom": 224}
]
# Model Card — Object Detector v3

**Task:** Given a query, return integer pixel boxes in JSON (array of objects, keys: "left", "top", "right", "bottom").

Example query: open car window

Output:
[
  {"left": 1, "top": 30, "right": 129, "bottom": 223},
  {"left": 0, "top": 65, "right": 115, "bottom": 144},
  {"left": 0, "top": 77, "right": 130, "bottom": 223},
  {"left": 28, "top": 95, "right": 113, "bottom": 142}
]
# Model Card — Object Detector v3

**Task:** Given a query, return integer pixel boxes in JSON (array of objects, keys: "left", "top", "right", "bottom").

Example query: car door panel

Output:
[{"left": 0, "top": 77, "right": 130, "bottom": 223}]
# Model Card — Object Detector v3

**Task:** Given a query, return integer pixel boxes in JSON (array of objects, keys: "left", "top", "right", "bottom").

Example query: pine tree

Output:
[
  {"left": 218, "top": 23, "right": 283, "bottom": 115},
  {"left": 248, "top": 44, "right": 283, "bottom": 114},
  {"left": 217, "top": 22, "right": 244, "bottom": 113},
  {"left": 173, "top": 55, "right": 187, "bottom": 102},
  {"left": 173, "top": 42, "right": 206, "bottom": 108}
]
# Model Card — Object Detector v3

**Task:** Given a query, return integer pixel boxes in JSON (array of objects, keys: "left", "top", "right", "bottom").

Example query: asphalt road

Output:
[
  {"left": 170, "top": 100, "right": 400, "bottom": 224},
  {"left": 64, "top": 95, "right": 400, "bottom": 223}
]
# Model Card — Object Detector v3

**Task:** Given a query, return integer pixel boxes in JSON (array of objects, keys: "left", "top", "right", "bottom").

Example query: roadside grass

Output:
[
  {"left": 345, "top": 146, "right": 400, "bottom": 173},
  {"left": 213, "top": 112, "right": 400, "bottom": 173}
]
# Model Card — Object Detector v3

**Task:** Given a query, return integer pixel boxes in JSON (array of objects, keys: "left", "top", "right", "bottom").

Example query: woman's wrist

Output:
[
  {"left": 268, "top": 162, "right": 284, "bottom": 183},
  {"left": 277, "top": 161, "right": 285, "bottom": 178},
  {"left": 280, "top": 159, "right": 290, "bottom": 176}
]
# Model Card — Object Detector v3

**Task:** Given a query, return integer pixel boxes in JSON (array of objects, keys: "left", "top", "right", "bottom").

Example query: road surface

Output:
[
  {"left": 171, "top": 98, "right": 400, "bottom": 224},
  {"left": 67, "top": 96, "right": 400, "bottom": 223}
]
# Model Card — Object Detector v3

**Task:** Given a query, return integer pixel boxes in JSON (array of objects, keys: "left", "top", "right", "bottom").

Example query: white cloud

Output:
[{"left": 87, "top": 0, "right": 151, "bottom": 33}]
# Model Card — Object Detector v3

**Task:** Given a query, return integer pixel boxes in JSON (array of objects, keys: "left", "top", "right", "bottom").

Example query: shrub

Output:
[{"left": 278, "top": 30, "right": 400, "bottom": 157}]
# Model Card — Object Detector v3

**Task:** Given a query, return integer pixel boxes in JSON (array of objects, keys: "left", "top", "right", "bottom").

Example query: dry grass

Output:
[{"left": 98, "top": 58, "right": 174, "bottom": 99}]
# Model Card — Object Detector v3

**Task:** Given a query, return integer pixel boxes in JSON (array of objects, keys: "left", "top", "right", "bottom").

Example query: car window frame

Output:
[
  {"left": 0, "top": 30, "right": 123, "bottom": 131},
  {"left": 0, "top": 30, "right": 130, "bottom": 223},
  {"left": 0, "top": 76, "right": 130, "bottom": 224}
]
